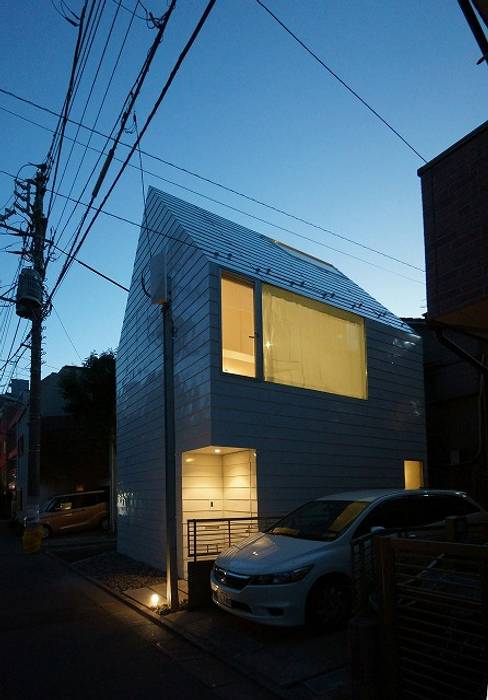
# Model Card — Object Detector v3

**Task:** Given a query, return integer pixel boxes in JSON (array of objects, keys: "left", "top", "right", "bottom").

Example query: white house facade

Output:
[{"left": 116, "top": 189, "right": 426, "bottom": 571}]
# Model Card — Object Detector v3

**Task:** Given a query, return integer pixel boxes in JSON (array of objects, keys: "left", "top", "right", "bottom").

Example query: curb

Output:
[{"left": 46, "top": 550, "right": 291, "bottom": 699}]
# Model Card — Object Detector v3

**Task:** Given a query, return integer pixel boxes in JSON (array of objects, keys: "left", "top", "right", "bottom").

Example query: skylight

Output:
[{"left": 271, "top": 239, "right": 342, "bottom": 275}]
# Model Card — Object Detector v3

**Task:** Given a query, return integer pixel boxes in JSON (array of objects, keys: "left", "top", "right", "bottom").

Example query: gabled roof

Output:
[{"left": 149, "top": 188, "right": 412, "bottom": 332}]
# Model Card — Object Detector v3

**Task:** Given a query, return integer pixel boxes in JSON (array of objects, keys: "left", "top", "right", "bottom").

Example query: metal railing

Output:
[
  {"left": 351, "top": 527, "right": 420, "bottom": 613},
  {"left": 379, "top": 536, "right": 488, "bottom": 700},
  {"left": 186, "top": 515, "right": 281, "bottom": 563},
  {"left": 351, "top": 517, "right": 488, "bottom": 614}
]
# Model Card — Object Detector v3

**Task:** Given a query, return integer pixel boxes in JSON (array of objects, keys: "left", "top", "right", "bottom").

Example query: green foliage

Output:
[{"left": 60, "top": 350, "right": 116, "bottom": 439}]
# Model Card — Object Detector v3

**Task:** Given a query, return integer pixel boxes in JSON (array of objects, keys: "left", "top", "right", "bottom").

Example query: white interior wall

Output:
[
  {"left": 182, "top": 453, "right": 224, "bottom": 522},
  {"left": 222, "top": 450, "right": 257, "bottom": 518}
]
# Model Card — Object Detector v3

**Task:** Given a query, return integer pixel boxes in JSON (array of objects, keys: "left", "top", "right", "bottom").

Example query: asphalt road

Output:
[{"left": 0, "top": 522, "right": 221, "bottom": 700}]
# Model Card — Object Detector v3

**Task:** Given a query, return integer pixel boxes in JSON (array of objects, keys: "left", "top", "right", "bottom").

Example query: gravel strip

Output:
[{"left": 74, "top": 550, "right": 165, "bottom": 594}]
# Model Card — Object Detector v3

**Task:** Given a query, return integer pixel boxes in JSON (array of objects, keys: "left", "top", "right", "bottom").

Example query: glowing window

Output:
[
  {"left": 262, "top": 285, "right": 367, "bottom": 398},
  {"left": 221, "top": 276, "right": 256, "bottom": 377},
  {"left": 404, "top": 460, "right": 424, "bottom": 489}
]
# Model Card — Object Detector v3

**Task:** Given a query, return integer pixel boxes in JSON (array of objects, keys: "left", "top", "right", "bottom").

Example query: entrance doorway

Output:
[{"left": 181, "top": 446, "right": 257, "bottom": 567}]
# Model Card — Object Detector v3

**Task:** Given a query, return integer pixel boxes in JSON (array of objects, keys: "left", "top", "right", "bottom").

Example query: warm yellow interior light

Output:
[
  {"left": 404, "top": 460, "right": 424, "bottom": 489},
  {"left": 150, "top": 593, "right": 160, "bottom": 608},
  {"left": 214, "top": 448, "right": 221, "bottom": 454}
]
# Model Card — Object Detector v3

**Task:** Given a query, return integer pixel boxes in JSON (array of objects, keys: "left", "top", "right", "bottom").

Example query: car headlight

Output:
[{"left": 250, "top": 565, "right": 313, "bottom": 585}]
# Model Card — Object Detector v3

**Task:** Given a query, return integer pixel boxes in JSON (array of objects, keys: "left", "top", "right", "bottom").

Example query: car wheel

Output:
[
  {"left": 41, "top": 525, "right": 51, "bottom": 539},
  {"left": 306, "top": 578, "right": 351, "bottom": 631}
]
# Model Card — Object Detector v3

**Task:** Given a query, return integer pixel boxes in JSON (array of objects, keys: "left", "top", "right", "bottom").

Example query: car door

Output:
[
  {"left": 60, "top": 494, "right": 85, "bottom": 531},
  {"left": 81, "top": 493, "right": 100, "bottom": 529},
  {"left": 49, "top": 496, "right": 77, "bottom": 531},
  {"left": 352, "top": 498, "right": 413, "bottom": 539}
]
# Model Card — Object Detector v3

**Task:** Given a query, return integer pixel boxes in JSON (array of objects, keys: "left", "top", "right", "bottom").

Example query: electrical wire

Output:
[
  {"left": 38, "top": 181, "right": 422, "bottom": 316},
  {"left": 255, "top": 0, "right": 427, "bottom": 164},
  {"left": 1, "top": 163, "right": 424, "bottom": 284},
  {"left": 51, "top": 305, "right": 83, "bottom": 361},
  {"left": 50, "top": 0, "right": 122, "bottom": 232},
  {"left": 133, "top": 111, "right": 153, "bottom": 256},
  {"left": 0, "top": 317, "right": 22, "bottom": 383},
  {"left": 52, "top": 0, "right": 141, "bottom": 247},
  {"left": 49, "top": 241, "right": 129, "bottom": 291},
  {"left": 110, "top": 0, "right": 147, "bottom": 21},
  {"left": 47, "top": 0, "right": 108, "bottom": 217},
  {"left": 49, "top": 0, "right": 179, "bottom": 300},
  {"left": 0, "top": 114, "right": 426, "bottom": 282},
  {"left": 45, "top": 0, "right": 92, "bottom": 207},
  {"left": 0, "top": 89, "right": 425, "bottom": 272}
]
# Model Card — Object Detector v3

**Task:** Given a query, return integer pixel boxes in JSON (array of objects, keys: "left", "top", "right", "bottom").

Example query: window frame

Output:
[
  {"left": 261, "top": 282, "right": 368, "bottom": 399},
  {"left": 219, "top": 269, "right": 261, "bottom": 381},
  {"left": 218, "top": 269, "right": 369, "bottom": 399}
]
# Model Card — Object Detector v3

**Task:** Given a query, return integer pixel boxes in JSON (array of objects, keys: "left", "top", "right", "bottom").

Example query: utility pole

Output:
[
  {"left": 25, "top": 165, "right": 48, "bottom": 527},
  {"left": 162, "top": 281, "right": 179, "bottom": 611}
]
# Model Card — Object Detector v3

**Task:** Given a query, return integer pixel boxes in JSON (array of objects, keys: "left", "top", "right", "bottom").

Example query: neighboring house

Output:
[
  {"left": 417, "top": 120, "right": 488, "bottom": 506},
  {"left": 116, "top": 189, "right": 426, "bottom": 572},
  {"left": 15, "top": 366, "right": 109, "bottom": 514},
  {"left": 0, "top": 379, "right": 28, "bottom": 516}
]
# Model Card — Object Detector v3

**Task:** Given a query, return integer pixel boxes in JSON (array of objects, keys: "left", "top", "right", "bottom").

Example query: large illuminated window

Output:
[
  {"left": 262, "top": 285, "right": 367, "bottom": 398},
  {"left": 221, "top": 276, "right": 256, "bottom": 377}
]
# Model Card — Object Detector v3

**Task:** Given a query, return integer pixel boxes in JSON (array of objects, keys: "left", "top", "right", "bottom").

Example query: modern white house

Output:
[{"left": 116, "top": 188, "right": 426, "bottom": 572}]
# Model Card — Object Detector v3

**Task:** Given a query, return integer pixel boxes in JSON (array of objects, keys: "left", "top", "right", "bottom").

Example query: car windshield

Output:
[
  {"left": 268, "top": 500, "right": 369, "bottom": 542},
  {"left": 41, "top": 499, "right": 55, "bottom": 513}
]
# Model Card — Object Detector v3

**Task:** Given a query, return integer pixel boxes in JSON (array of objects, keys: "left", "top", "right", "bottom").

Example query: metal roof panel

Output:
[{"left": 149, "top": 188, "right": 412, "bottom": 331}]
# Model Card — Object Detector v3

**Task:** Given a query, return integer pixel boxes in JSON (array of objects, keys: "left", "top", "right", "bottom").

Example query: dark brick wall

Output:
[
  {"left": 418, "top": 122, "right": 488, "bottom": 321},
  {"left": 406, "top": 319, "right": 488, "bottom": 506}
]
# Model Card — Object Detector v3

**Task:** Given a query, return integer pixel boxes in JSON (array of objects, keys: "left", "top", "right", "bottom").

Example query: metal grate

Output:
[
  {"left": 380, "top": 538, "right": 488, "bottom": 700},
  {"left": 186, "top": 515, "right": 281, "bottom": 563}
]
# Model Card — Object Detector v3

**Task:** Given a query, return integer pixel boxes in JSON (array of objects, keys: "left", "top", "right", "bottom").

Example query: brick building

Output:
[{"left": 417, "top": 120, "right": 488, "bottom": 505}]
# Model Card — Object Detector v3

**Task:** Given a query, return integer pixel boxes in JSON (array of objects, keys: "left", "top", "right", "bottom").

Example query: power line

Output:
[
  {"left": 39, "top": 182, "right": 420, "bottom": 316},
  {"left": 45, "top": 0, "right": 92, "bottom": 216},
  {"left": 255, "top": 0, "right": 428, "bottom": 164},
  {"left": 49, "top": 0, "right": 217, "bottom": 304},
  {"left": 110, "top": 0, "right": 146, "bottom": 21},
  {"left": 50, "top": 0, "right": 122, "bottom": 227},
  {"left": 1, "top": 174, "right": 416, "bottom": 380},
  {"left": 0, "top": 317, "right": 22, "bottom": 381},
  {"left": 49, "top": 0, "right": 179, "bottom": 302},
  {"left": 52, "top": 0, "right": 140, "bottom": 246},
  {"left": 1, "top": 164, "right": 424, "bottom": 285},
  {"left": 49, "top": 241, "right": 129, "bottom": 291},
  {"left": 0, "top": 111, "right": 426, "bottom": 283},
  {"left": 0, "top": 87, "right": 424, "bottom": 272},
  {"left": 51, "top": 305, "right": 83, "bottom": 362}
]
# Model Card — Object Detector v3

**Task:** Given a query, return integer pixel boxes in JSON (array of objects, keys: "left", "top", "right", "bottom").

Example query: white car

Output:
[{"left": 210, "top": 489, "right": 484, "bottom": 628}]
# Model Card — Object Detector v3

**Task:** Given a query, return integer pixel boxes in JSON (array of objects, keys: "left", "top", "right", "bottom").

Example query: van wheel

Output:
[
  {"left": 306, "top": 578, "right": 351, "bottom": 631},
  {"left": 41, "top": 525, "right": 52, "bottom": 539}
]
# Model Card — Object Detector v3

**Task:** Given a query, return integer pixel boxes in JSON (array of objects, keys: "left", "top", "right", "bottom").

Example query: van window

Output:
[
  {"left": 54, "top": 497, "right": 73, "bottom": 511},
  {"left": 81, "top": 493, "right": 98, "bottom": 507},
  {"left": 70, "top": 495, "right": 84, "bottom": 509}
]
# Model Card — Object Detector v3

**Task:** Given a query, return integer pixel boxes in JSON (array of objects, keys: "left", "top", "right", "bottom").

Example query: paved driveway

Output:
[{"left": 0, "top": 523, "right": 272, "bottom": 700}]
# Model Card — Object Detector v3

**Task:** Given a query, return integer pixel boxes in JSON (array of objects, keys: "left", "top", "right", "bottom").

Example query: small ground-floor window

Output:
[{"left": 404, "top": 460, "right": 424, "bottom": 489}]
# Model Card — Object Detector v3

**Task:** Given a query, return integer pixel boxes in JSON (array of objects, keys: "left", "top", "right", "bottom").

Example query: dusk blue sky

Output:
[{"left": 0, "top": 0, "right": 487, "bottom": 388}]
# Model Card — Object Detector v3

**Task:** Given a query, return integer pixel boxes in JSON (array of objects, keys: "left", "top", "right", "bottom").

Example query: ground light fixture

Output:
[{"left": 150, "top": 593, "right": 160, "bottom": 609}]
